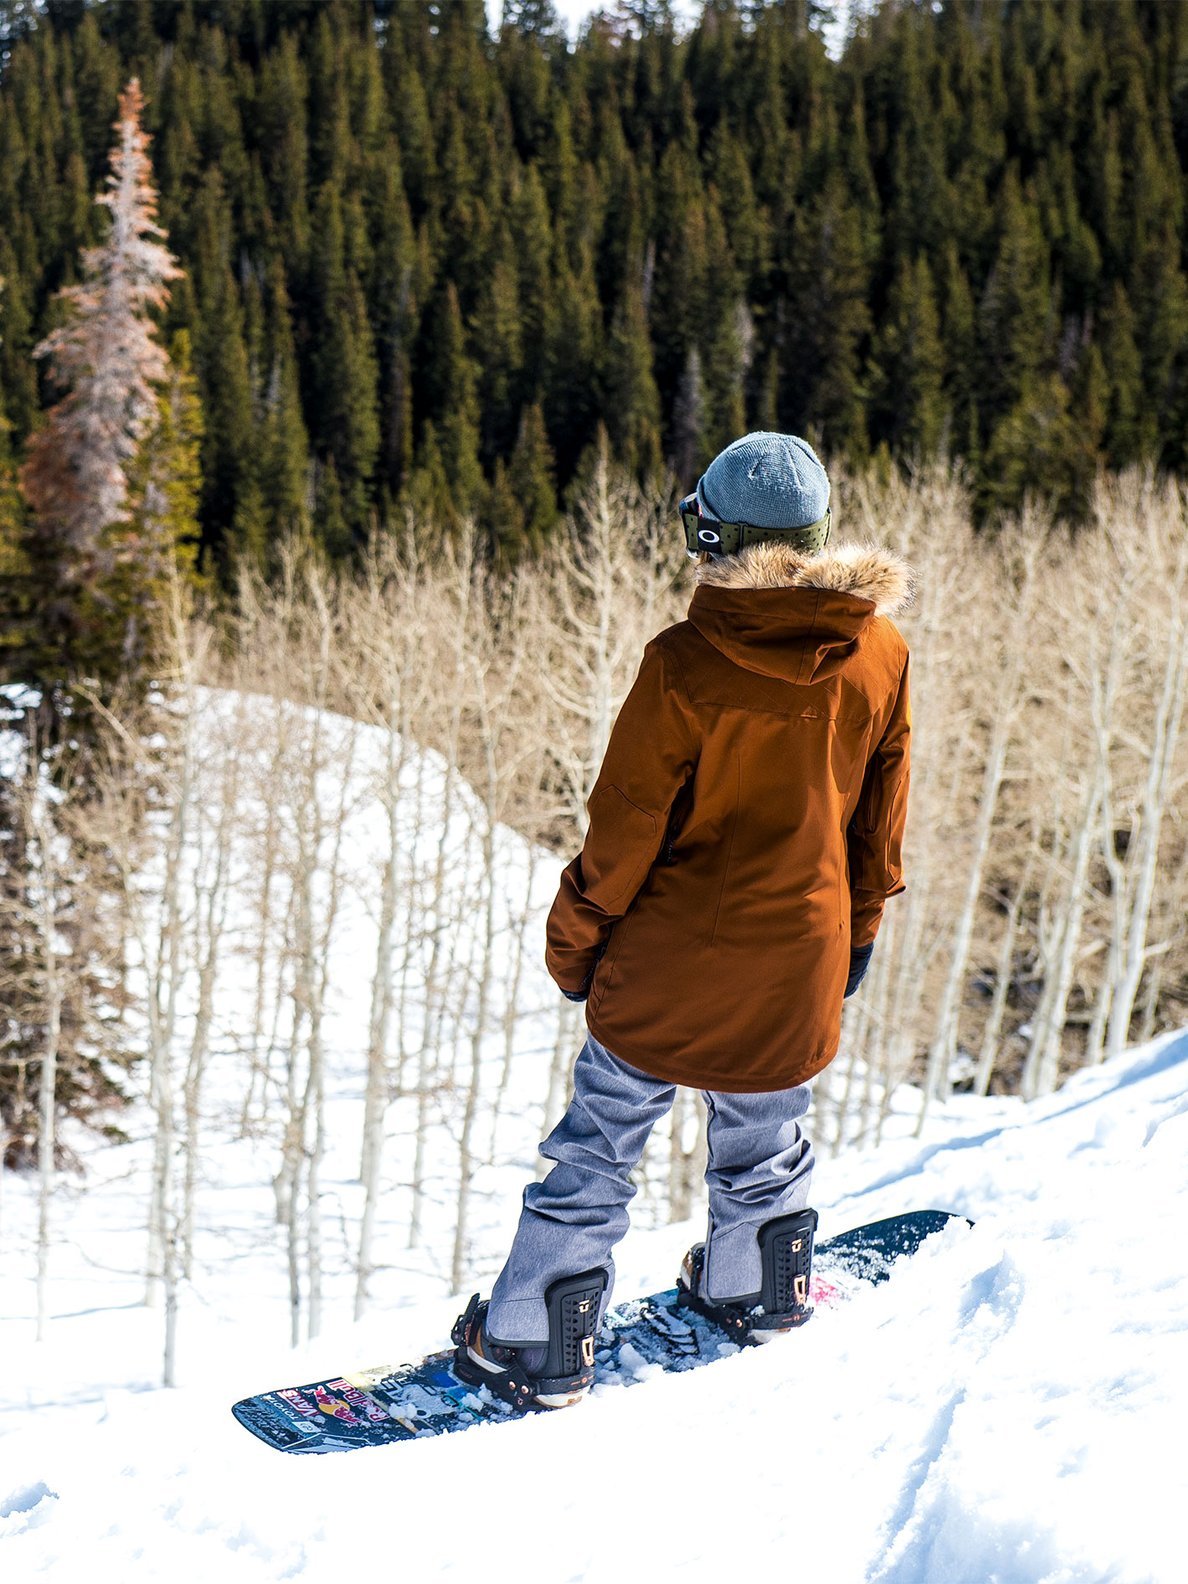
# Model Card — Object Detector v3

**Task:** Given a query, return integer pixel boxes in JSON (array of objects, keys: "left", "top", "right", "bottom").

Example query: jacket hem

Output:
[{"left": 585, "top": 1013, "right": 837, "bottom": 1094}]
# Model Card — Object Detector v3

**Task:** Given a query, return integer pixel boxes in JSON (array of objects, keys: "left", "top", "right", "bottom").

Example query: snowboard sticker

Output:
[{"left": 232, "top": 1209, "right": 966, "bottom": 1454}]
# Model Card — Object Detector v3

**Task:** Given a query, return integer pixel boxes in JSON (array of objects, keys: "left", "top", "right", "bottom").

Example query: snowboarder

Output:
[{"left": 453, "top": 432, "right": 914, "bottom": 1410}]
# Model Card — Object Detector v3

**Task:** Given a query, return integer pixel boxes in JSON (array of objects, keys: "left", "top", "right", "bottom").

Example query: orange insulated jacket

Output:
[{"left": 545, "top": 540, "right": 914, "bottom": 1092}]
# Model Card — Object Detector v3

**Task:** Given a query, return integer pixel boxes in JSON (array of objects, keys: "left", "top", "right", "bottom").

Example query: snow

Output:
[{"left": 2, "top": 690, "right": 1186, "bottom": 1583}]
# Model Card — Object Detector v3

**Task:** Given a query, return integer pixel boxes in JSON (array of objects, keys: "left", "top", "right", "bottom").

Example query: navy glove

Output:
[
  {"left": 562, "top": 987, "right": 588, "bottom": 1004},
  {"left": 844, "top": 943, "right": 874, "bottom": 998}
]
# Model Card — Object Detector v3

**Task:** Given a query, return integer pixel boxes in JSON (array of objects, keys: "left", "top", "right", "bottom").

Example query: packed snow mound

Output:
[{"left": 4, "top": 1026, "right": 1186, "bottom": 1584}]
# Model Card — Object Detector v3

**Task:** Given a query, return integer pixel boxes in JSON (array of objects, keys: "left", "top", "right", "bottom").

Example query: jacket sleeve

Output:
[
  {"left": 546, "top": 640, "right": 698, "bottom": 993},
  {"left": 847, "top": 650, "right": 911, "bottom": 949}
]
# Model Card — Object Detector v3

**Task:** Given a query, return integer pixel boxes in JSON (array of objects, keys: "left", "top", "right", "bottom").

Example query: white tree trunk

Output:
[
  {"left": 1021, "top": 768, "right": 1101, "bottom": 1099},
  {"left": 32, "top": 796, "right": 63, "bottom": 1346},
  {"left": 974, "top": 876, "right": 1027, "bottom": 1098},
  {"left": 1106, "top": 569, "right": 1187, "bottom": 1057}
]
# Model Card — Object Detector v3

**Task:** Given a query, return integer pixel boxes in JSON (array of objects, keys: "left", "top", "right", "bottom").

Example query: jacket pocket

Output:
[
  {"left": 660, "top": 778, "right": 694, "bottom": 866},
  {"left": 582, "top": 785, "right": 657, "bottom": 907}
]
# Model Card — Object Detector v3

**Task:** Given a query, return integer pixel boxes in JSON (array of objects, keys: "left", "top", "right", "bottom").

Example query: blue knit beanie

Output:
[{"left": 697, "top": 432, "right": 830, "bottom": 531}]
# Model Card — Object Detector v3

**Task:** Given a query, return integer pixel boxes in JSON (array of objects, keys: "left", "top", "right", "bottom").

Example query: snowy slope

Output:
[
  {"left": 3, "top": 687, "right": 1185, "bottom": 1581},
  {"left": 4, "top": 1025, "right": 1186, "bottom": 1584}
]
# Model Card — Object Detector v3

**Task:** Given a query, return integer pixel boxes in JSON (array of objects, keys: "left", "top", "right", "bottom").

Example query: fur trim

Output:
[{"left": 695, "top": 539, "right": 915, "bottom": 617}]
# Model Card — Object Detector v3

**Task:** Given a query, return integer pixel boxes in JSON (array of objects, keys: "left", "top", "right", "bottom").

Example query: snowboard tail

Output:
[{"left": 231, "top": 1209, "right": 966, "bottom": 1455}]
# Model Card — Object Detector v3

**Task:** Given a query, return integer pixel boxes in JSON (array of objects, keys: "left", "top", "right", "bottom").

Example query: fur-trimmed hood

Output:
[
  {"left": 688, "top": 539, "right": 914, "bottom": 685},
  {"left": 695, "top": 539, "right": 915, "bottom": 616}
]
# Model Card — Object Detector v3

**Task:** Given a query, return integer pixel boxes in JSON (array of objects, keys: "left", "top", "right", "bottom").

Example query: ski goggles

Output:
[{"left": 679, "top": 492, "right": 831, "bottom": 559}]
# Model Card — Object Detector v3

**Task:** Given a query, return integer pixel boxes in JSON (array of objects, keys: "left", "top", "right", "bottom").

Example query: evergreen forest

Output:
[{"left": 0, "top": 0, "right": 1185, "bottom": 579}]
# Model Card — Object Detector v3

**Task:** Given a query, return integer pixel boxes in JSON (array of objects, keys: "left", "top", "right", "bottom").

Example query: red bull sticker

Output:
[{"left": 313, "top": 1384, "right": 362, "bottom": 1425}]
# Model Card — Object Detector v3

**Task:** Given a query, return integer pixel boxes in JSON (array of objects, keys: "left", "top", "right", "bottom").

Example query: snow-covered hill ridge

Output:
[{"left": 4, "top": 1026, "right": 1185, "bottom": 1584}]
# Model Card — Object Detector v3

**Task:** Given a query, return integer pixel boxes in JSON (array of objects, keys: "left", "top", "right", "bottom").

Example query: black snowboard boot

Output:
[
  {"left": 676, "top": 1208, "right": 818, "bottom": 1343},
  {"left": 451, "top": 1268, "right": 607, "bottom": 1412}
]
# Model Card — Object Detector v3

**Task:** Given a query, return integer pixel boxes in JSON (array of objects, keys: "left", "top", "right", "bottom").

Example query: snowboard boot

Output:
[
  {"left": 676, "top": 1208, "right": 818, "bottom": 1343},
  {"left": 451, "top": 1267, "right": 607, "bottom": 1412}
]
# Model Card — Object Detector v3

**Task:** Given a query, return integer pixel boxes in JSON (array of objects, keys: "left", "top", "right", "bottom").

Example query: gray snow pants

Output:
[{"left": 486, "top": 1033, "right": 815, "bottom": 1346}]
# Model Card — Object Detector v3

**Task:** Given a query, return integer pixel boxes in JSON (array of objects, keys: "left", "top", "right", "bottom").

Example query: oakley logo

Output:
[{"left": 698, "top": 528, "right": 721, "bottom": 545}]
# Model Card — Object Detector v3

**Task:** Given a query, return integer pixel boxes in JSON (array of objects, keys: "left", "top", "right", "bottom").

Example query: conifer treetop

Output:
[{"left": 23, "top": 79, "right": 184, "bottom": 561}]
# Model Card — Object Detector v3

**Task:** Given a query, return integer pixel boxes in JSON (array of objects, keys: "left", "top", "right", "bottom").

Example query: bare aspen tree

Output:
[
  {"left": 1136, "top": 824, "right": 1188, "bottom": 1045},
  {"left": 1081, "top": 526, "right": 1142, "bottom": 1066},
  {"left": 919, "top": 518, "right": 1047, "bottom": 1126},
  {"left": 90, "top": 691, "right": 187, "bottom": 1385},
  {"left": 1078, "top": 480, "right": 1185, "bottom": 1065},
  {"left": 973, "top": 868, "right": 1029, "bottom": 1096},
  {"left": 167, "top": 638, "right": 243, "bottom": 1281},
  {"left": 491, "top": 840, "right": 541, "bottom": 1160},
  {"left": 227, "top": 571, "right": 305, "bottom": 1138},
  {"left": 354, "top": 549, "right": 431, "bottom": 1319},
  {"left": 180, "top": 733, "right": 237, "bottom": 1280},
  {"left": 261, "top": 549, "right": 336, "bottom": 1344},
  {"left": 239, "top": 738, "right": 286, "bottom": 1137},
  {"left": 452, "top": 657, "right": 500, "bottom": 1291},
  {"left": 543, "top": 450, "right": 681, "bottom": 827},
  {"left": 410, "top": 535, "right": 478, "bottom": 1250},
  {"left": 856, "top": 905, "right": 898, "bottom": 1141},
  {"left": 841, "top": 465, "right": 979, "bottom": 1129},
  {"left": 452, "top": 558, "right": 540, "bottom": 1286},
  {"left": 296, "top": 570, "right": 358, "bottom": 1341},
  {"left": 1020, "top": 539, "right": 1125, "bottom": 1096},
  {"left": 16, "top": 752, "right": 67, "bottom": 1345},
  {"left": 1104, "top": 501, "right": 1188, "bottom": 1058}
]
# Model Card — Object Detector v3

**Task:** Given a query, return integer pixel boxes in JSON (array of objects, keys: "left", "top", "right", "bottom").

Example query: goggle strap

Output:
[{"left": 683, "top": 506, "right": 831, "bottom": 559}]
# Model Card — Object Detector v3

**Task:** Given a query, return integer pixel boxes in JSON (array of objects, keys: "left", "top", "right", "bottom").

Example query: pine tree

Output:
[
  {"left": 313, "top": 454, "right": 351, "bottom": 562},
  {"left": 979, "top": 373, "right": 1096, "bottom": 525},
  {"left": 545, "top": 245, "right": 604, "bottom": 481},
  {"left": 364, "top": 151, "right": 416, "bottom": 499},
  {"left": 670, "top": 344, "right": 707, "bottom": 486},
  {"left": 1098, "top": 280, "right": 1146, "bottom": 466},
  {"left": 112, "top": 326, "right": 205, "bottom": 673},
  {"left": 1130, "top": 216, "right": 1188, "bottom": 463},
  {"left": 1070, "top": 338, "right": 1108, "bottom": 466},
  {"left": 4, "top": 79, "right": 188, "bottom": 1169},
  {"left": 473, "top": 234, "right": 524, "bottom": 464},
  {"left": 422, "top": 282, "right": 485, "bottom": 525},
  {"left": 18, "top": 78, "right": 185, "bottom": 684},
  {"left": 603, "top": 277, "right": 663, "bottom": 481},
  {"left": 940, "top": 241, "right": 979, "bottom": 462},
  {"left": 783, "top": 174, "right": 872, "bottom": 458},
  {"left": 0, "top": 278, "right": 29, "bottom": 650},
  {"left": 483, "top": 455, "right": 524, "bottom": 558},
  {"left": 509, "top": 164, "right": 555, "bottom": 405},
  {"left": 258, "top": 258, "right": 312, "bottom": 555},
  {"left": 976, "top": 165, "right": 1052, "bottom": 439},
  {"left": 308, "top": 182, "right": 381, "bottom": 549},
  {"left": 189, "top": 171, "right": 254, "bottom": 575},
  {"left": 0, "top": 233, "right": 37, "bottom": 439},
  {"left": 404, "top": 417, "right": 455, "bottom": 537},
  {"left": 870, "top": 253, "right": 946, "bottom": 461},
  {"left": 504, "top": 399, "right": 558, "bottom": 556}
]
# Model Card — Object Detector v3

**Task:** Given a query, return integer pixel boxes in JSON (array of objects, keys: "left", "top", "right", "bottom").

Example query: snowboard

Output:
[{"left": 232, "top": 1209, "right": 965, "bottom": 1455}]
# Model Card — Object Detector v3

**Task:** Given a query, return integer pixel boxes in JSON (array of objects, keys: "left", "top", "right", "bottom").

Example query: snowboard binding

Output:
[
  {"left": 676, "top": 1208, "right": 818, "bottom": 1343},
  {"left": 451, "top": 1267, "right": 608, "bottom": 1412}
]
